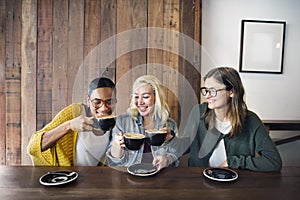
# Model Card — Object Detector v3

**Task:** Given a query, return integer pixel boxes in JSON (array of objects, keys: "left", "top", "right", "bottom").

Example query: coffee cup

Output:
[
  {"left": 96, "top": 115, "right": 116, "bottom": 131},
  {"left": 123, "top": 133, "right": 145, "bottom": 150},
  {"left": 145, "top": 129, "right": 167, "bottom": 146}
]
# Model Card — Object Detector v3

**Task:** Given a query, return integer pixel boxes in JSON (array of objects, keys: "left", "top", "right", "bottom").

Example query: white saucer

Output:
[
  {"left": 39, "top": 170, "right": 78, "bottom": 186},
  {"left": 203, "top": 167, "right": 238, "bottom": 182},
  {"left": 127, "top": 163, "right": 158, "bottom": 177}
]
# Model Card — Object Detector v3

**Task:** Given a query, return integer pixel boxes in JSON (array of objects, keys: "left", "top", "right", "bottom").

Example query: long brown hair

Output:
[{"left": 202, "top": 67, "right": 248, "bottom": 137}]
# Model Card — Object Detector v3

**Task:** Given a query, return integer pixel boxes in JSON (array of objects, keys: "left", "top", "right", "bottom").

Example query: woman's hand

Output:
[
  {"left": 41, "top": 115, "right": 94, "bottom": 151},
  {"left": 110, "top": 132, "right": 125, "bottom": 158},
  {"left": 219, "top": 160, "right": 228, "bottom": 168},
  {"left": 113, "top": 132, "right": 125, "bottom": 148},
  {"left": 152, "top": 155, "right": 172, "bottom": 171},
  {"left": 160, "top": 127, "right": 174, "bottom": 143},
  {"left": 69, "top": 116, "right": 94, "bottom": 132}
]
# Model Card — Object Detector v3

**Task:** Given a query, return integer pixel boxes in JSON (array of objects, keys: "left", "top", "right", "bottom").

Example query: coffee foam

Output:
[
  {"left": 145, "top": 129, "right": 167, "bottom": 134},
  {"left": 98, "top": 115, "right": 116, "bottom": 119},
  {"left": 124, "top": 133, "right": 145, "bottom": 139}
]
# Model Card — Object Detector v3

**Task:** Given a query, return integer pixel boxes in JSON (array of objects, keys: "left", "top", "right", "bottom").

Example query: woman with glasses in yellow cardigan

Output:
[{"left": 27, "top": 77, "right": 116, "bottom": 166}]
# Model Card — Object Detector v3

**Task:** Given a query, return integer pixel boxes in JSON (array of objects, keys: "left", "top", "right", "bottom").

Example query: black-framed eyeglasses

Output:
[
  {"left": 200, "top": 87, "right": 227, "bottom": 97},
  {"left": 90, "top": 98, "right": 117, "bottom": 109}
]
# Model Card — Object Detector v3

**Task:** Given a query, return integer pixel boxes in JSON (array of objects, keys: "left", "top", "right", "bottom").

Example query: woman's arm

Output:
[
  {"left": 227, "top": 113, "right": 282, "bottom": 172},
  {"left": 27, "top": 104, "right": 82, "bottom": 165},
  {"left": 110, "top": 132, "right": 125, "bottom": 158},
  {"left": 41, "top": 115, "right": 94, "bottom": 151},
  {"left": 106, "top": 115, "right": 130, "bottom": 166}
]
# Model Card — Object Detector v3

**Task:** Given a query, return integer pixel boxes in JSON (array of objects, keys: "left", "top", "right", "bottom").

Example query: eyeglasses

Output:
[
  {"left": 200, "top": 87, "right": 227, "bottom": 97},
  {"left": 90, "top": 98, "right": 117, "bottom": 109}
]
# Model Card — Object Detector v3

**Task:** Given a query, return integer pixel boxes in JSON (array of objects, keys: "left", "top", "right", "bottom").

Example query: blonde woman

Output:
[{"left": 106, "top": 75, "right": 178, "bottom": 171}]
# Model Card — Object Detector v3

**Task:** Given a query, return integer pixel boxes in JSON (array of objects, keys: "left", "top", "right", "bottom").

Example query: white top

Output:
[
  {"left": 209, "top": 118, "right": 231, "bottom": 167},
  {"left": 75, "top": 105, "right": 110, "bottom": 166}
]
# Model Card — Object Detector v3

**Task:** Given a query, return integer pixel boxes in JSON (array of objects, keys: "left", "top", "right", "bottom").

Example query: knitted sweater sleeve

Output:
[
  {"left": 27, "top": 104, "right": 82, "bottom": 166},
  {"left": 227, "top": 112, "right": 282, "bottom": 172}
]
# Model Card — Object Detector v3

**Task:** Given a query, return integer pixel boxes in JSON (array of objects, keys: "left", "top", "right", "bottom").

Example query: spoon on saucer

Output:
[{"left": 48, "top": 171, "right": 77, "bottom": 177}]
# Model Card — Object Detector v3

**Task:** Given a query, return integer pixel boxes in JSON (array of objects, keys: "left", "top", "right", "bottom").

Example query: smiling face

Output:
[
  {"left": 133, "top": 83, "right": 155, "bottom": 118},
  {"left": 87, "top": 87, "right": 116, "bottom": 118},
  {"left": 204, "top": 77, "right": 232, "bottom": 111}
]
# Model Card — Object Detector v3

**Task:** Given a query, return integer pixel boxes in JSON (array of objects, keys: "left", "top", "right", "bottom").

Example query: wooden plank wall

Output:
[
  {"left": 21, "top": 0, "right": 37, "bottom": 165},
  {"left": 0, "top": 0, "right": 6, "bottom": 165},
  {"left": 0, "top": 0, "right": 201, "bottom": 165}
]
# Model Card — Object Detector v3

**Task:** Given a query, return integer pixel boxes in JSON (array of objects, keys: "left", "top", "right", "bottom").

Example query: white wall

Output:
[{"left": 201, "top": 0, "right": 300, "bottom": 120}]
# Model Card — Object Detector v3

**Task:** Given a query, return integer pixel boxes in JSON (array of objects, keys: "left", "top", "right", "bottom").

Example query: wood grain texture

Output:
[
  {"left": 37, "top": 0, "right": 53, "bottom": 130},
  {"left": 1, "top": 166, "right": 299, "bottom": 200},
  {"left": 0, "top": 0, "right": 7, "bottom": 165},
  {"left": 52, "top": 0, "right": 68, "bottom": 116},
  {"left": 162, "top": 0, "right": 180, "bottom": 123},
  {"left": 68, "top": 0, "right": 84, "bottom": 104},
  {"left": 21, "top": 0, "right": 37, "bottom": 165},
  {"left": 5, "top": 0, "right": 22, "bottom": 165},
  {"left": 147, "top": 0, "right": 164, "bottom": 80},
  {"left": 116, "top": 0, "right": 147, "bottom": 115},
  {"left": 100, "top": 0, "right": 116, "bottom": 80},
  {"left": 178, "top": 0, "right": 201, "bottom": 130},
  {"left": 0, "top": 0, "right": 202, "bottom": 165},
  {"left": 83, "top": 0, "right": 101, "bottom": 97}
]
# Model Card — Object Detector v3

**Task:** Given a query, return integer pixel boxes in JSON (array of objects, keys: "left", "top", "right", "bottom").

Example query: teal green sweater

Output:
[{"left": 186, "top": 103, "right": 282, "bottom": 171}]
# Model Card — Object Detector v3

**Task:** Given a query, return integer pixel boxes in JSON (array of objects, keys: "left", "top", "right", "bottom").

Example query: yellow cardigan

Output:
[{"left": 27, "top": 104, "right": 82, "bottom": 166}]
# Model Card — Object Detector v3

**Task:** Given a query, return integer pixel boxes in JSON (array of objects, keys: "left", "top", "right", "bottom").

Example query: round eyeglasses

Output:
[
  {"left": 90, "top": 98, "right": 117, "bottom": 109},
  {"left": 200, "top": 87, "right": 227, "bottom": 97}
]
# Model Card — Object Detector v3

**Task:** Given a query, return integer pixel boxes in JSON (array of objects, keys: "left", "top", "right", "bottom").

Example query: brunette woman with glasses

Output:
[{"left": 180, "top": 67, "right": 282, "bottom": 171}]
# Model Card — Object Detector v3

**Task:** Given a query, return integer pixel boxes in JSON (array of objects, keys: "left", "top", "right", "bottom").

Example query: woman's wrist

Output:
[
  {"left": 165, "top": 155, "right": 173, "bottom": 167},
  {"left": 111, "top": 143, "right": 124, "bottom": 158},
  {"left": 67, "top": 120, "right": 76, "bottom": 132}
]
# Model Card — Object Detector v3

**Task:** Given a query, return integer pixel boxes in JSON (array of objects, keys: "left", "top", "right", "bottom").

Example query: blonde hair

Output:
[{"left": 128, "top": 75, "right": 170, "bottom": 125}]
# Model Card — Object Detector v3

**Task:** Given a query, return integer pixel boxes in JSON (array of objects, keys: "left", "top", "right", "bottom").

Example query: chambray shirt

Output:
[{"left": 106, "top": 113, "right": 179, "bottom": 167}]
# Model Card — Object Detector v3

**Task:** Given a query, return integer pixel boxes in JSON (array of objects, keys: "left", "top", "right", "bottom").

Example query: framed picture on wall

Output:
[{"left": 239, "top": 20, "right": 286, "bottom": 74}]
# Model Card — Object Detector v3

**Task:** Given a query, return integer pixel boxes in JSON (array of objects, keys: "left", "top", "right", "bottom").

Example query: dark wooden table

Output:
[{"left": 0, "top": 165, "right": 299, "bottom": 200}]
